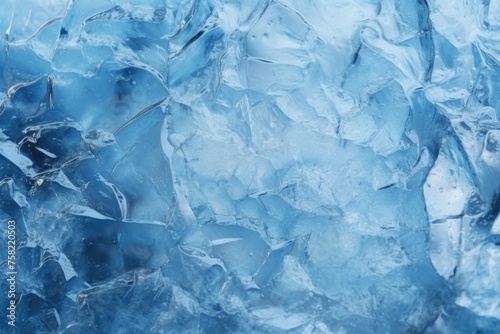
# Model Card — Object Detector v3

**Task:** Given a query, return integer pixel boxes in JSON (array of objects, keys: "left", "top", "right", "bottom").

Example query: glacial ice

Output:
[{"left": 1, "top": 0, "right": 500, "bottom": 333}]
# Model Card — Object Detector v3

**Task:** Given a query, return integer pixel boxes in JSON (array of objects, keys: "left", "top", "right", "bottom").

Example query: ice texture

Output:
[{"left": 0, "top": 0, "right": 500, "bottom": 333}]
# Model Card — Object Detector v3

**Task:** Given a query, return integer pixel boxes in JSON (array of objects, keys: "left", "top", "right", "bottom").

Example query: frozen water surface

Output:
[{"left": 0, "top": 0, "right": 500, "bottom": 333}]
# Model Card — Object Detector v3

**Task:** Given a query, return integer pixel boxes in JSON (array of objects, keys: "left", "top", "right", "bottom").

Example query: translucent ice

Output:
[{"left": 1, "top": 0, "right": 500, "bottom": 333}]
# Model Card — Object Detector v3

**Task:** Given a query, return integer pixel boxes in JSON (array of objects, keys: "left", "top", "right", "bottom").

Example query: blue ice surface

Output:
[{"left": 0, "top": 0, "right": 500, "bottom": 333}]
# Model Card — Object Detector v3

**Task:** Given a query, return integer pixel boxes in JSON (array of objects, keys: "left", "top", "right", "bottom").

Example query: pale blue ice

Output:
[{"left": 0, "top": 0, "right": 499, "bottom": 333}]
